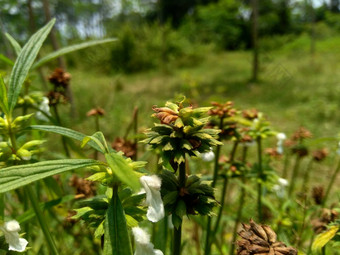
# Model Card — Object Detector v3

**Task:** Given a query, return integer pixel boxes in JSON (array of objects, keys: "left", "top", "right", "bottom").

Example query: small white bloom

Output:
[
  {"left": 140, "top": 175, "right": 164, "bottom": 222},
  {"left": 276, "top": 132, "right": 286, "bottom": 154},
  {"left": 36, "top": 97, "right": 51, "bottom": 122},
  {"left": 132, "top": 227, "right": 164, "bottom": 255},
  {"left": 0, "top": 220, "right": 28, "bottom": 252},
  {"left": 200, "top": 149, "right": 215, "bottom": 162},
  {"left": 272, "top": 178, "right": 289, "bottom": 198},
  {"left": 276, "top": 133, "right": 287, "bottom": 141}
]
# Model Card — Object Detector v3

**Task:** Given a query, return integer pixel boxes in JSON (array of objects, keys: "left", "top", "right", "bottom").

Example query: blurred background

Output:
[{"left": 1, "top": 0, "right": 340, "bottom": 138}]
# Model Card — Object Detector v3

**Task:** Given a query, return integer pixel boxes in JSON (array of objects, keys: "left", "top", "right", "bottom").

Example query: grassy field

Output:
[
  {"left": 34, "top": 34, "right": 340, "bottom": 254},
  {"left": 66, "top": 35, "right": 340, "bottom": 140}
]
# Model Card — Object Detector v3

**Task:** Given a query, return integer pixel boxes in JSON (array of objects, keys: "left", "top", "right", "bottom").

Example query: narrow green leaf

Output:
[
  {"left": 32, "top": 38, "right": 117, "bottom": 69},
  {"left": 5, "top": 33, "right": 22, "bottom": 56},
  {"left": 28, "top": 125, "right": 104, "bottom": 153},
  {"left": 0, "top": 53, "right": 14, "bottom": 66},
  {"left": 82, "top": 132, "right": 108, "bottom": 153},
  {"left": 312, "top": 226, "right": 339, "bottom": 252},
  {"left": 0, "top": 76, "right": 9, "bottom": 115},
  {"left": 104, "top": 191, "right": 133, "bottom": 255},
  {"left": 0, "top": 159, "right": 102, "bottom": 193},
  {"left": 105, "top": 153, "right": 140, "bottom": 191},
  {"left": 8, "top": 19, "right": 55, "bottom": 112}
]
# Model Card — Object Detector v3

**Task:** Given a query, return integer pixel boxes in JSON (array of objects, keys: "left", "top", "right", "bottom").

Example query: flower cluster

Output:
[
  {"left": 143, "top": 100, "right": 222, "bottom": 170},
  {"left": 159, "top": 170, "right": 217, "bottom": 228}
]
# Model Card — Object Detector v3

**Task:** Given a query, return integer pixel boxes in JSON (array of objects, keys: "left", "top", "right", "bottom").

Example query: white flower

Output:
[
  {"left": 132, "top": 227, "right": 164, "bottom": 255},
  {"left": 0, "top": 220, "right": 28, "bottom": 252},
  {"left": 140, "top": 175, "right": 164, "bottom": 222},
  {"left": 276, "top": 132, "right": 286, "bottom": 154},
  {"left": 272, "top": 178, "right": 289, "bottom": 198},
  {"left": 200, "top": 149, "right": 215, "bottom": 162},
  {"left": 36, "top": 97, "right": 51, "bottom": 122}
]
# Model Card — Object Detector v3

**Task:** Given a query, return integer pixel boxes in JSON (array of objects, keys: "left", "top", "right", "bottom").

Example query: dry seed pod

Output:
[
  {"left": 237, "top": 219, "right": 297, "bottom": 255},
  {"left": 250, "top": 219, "right": 268, "bottom": 241},
  {"left": 262, "top": 225, "right": 277, "bottom": 244}
]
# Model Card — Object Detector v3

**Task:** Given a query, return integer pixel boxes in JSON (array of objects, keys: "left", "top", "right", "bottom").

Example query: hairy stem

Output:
[
  {"left": 257, "top": 136, "right": 263, "bottom": 222},
  {"left": 173, "top": 162, "right": 186, "bottom": 255},
  {"left": 323, "top": 158, "right": 340, "bottom": 207},
  {"left": 204, "top": 117, "right": 223, "bottom": 255},
  {"left": 230, "top": 146, "right": 248, "bottom": 255},
  {"left": 288, "top": 154, "right": 302, "bottom": 196}
]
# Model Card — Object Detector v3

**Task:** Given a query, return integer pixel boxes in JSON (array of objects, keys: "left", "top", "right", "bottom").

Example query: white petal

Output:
[
  {"left": 278, "top": 178, "right": 288, "bottom": 186},
  {"left": 4, "top": 221, "right": 21, "bottom": 232},
  {"left": 140, "top": 175, "right": 165, "bottom": 222},
  {"left": 1, "top": 221, "right": 28, "bottom": 252},
  {"left": 201, "top": 151, "right": 215, "bottom": 162},
  {"left": 8, "top": 238, "right": 28, "bottom": 252},
  {"left": 132, "top": 227, "right": 164, "bottom": 255},
  {"left": 276, "top": 133, "right": 286, "bottom": 141},
  {"left": 132, "top": 227, "right": 150, "bottom": 245}
]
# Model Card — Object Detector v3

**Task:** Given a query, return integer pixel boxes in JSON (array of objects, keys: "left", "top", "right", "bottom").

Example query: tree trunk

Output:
[
  {"left": 27, "top": 0, "right": 48, "bottom": 90},
  {"left": 251, "top": 0, "right": 259, "bottom": 82},
  {"left": 42, "top": 0, "right": 76, "bottom": 117}
]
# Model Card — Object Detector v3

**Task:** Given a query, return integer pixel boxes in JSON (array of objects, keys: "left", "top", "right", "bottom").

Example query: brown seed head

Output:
[
  {"left": 311, "top": 208, "right": 339, "bottom": 233},
  {"left": 69, "top": 174, "right": 96, "bottom": 198},
  {"left": 48, "top": 68, "right": 71, "bottom": 88},
  {"left": 86, "top": 107, "right": 105, "bottom": 117},
  {"left": 292, "top": 127, "right": 312, "bottom": 141},
  {"left": 312, "top": 148, "right": 328, "bottom": 162},
  {"left": 242, "top": 109, "right": 258, "bottom": 120},
  {"left": 209, "top": 101, "right": 236, "bottom": 118},
  {"left": 46, "top": 91, "right": 68, "bottom": 105},
  {"left": 152, "top": 106, "right": 178, "bottom": 125},
  {"left": 237, "top": 219, "right": 297, "bottom": 255},
  {"left": 265, "top": 148, "right": 282, "bottom": 159},
  {"left": 312, "top": 186, "right": 324, "bottom": 205},
  {"left": 112, "top": 137, "right": 136, "bottom": 158}
]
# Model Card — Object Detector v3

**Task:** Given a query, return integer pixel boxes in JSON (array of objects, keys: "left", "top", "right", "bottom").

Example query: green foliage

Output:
[
  {"left": 181, "top": 0, "right": 243, "bottom": 50},
  {"left": 160, "top": 170, "right": 217, "bottom": 228},
  {"left": 7, "top": 19, "right": 55, "bottom": 113},
  {"left": 103, "top": 190, "right": 133, "bottom": 255},
  {"left": 0, "top": 159, "right": 102, "bottom": 193},
  {"left": 312, "top": 225, "right": 340, "bottom": 252}
]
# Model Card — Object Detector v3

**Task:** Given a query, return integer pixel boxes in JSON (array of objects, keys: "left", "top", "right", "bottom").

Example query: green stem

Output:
[
  {"left": 230, "top": 146, "right": 248, "bottom": 255},
  {"left": 323, "top": 158, "right": 340, "bottom": 207},
  {"left": 204, "top": 118, "right": 223, "bottom": 255},
  {"left": 52, "top": 104, "right": 70, "bottom": 157},
  {"left": 7, "top": 116, "right": 59, "bottom": 254},
  {"left": 282, "top": 153, "right": 290, "bottom": 178},
  {"left": 173, "top": 162, "right": 186, "bottom": 255},
  {"left": 94, "top": 115, "right": 100, "bottom": 160},
  {"left": 26, "top": 186, "right": 59, "bottom": 255},
  {"left": 207, "top": 141, "right": 238, "bottom": 254},
  {"left": 301, "top": 159, "right": 313, "bottom": 193},
  {"left": 256, "top": 136, "right": 263, "bottom": 222},
  {"left": 288, "top": 155, "right": 302, "bottom": 196},
  {"left": 296, "top": 195, "right": 307, "bottom": 249}
]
